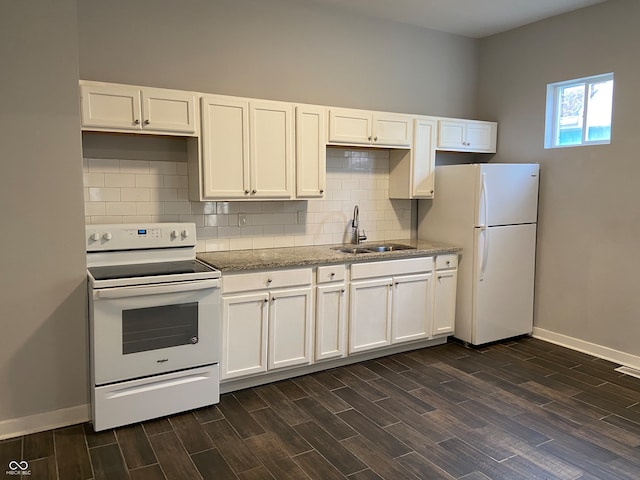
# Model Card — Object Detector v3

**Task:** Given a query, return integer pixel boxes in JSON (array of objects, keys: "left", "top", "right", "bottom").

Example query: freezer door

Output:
[
  {"left": 476, "top": 164, "right": 539, "bottom": 227},
  {"left": 472, "top": 223, "right": 536, "bottom": 345}
]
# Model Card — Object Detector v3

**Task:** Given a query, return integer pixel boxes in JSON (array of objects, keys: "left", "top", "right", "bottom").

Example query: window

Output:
[{"left": 545, "top": 73, "right": 614, "bottom": 148}]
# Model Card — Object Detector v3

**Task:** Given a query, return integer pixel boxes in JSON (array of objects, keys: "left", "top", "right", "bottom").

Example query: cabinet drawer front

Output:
[
  {"left": 223, "top": 268, "right": 312, "bottom": 294},
  {"left": 351, "top": 257, "right": 433, "bottom": 280},
  {"left": 317, "top": 265, "right": 346, "bottom": 284},
  {"left": 436, "top": 254, "right": 458, "bottom": 270}
]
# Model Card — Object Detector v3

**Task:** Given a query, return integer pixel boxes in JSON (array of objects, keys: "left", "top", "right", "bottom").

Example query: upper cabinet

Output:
[
  {"left": 437, "top": 119, "right": 497, "bottom": 153},
  {"left": 389, "top": 116, "right": 437, "bottom": 199},
  {"left": 199, "top": 95, "right": 293, "bottom": 200},
  {"left": 328, "top": 108, "right": 413, "bottom": 148},
  {"left": 296, "top": 105, "right": 327, "bottom": 198},
  {"left": 80, "top": 81, "right": 198, "bottom": 136}
]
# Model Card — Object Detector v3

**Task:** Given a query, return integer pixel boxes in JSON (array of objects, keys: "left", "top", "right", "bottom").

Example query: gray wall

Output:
[
  {"left": 0, "top": 1, "right": 87, "bottom": 423},
  {"left": 477, "top": 0, "right": 640, "bottom": 356},
  {"left": 77, "top": 0, "right": 478, "bottom": 118}
]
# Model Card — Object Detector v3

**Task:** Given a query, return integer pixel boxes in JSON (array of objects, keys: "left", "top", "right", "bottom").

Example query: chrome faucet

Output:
[{"left": 352, "top": 205, "right": 367, "bottom": 245}]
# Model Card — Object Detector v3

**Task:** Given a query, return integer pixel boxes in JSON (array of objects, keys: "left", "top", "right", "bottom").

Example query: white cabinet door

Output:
[
  {"left": 349, "top": 278, "right": 392, "bottom": 354},
  {"left": 392, "top": 273, "right": 433, "bottom": 344},
  {"left": 466, "top": 122, "right": 495, "bottom": 152},
  {"left": 222, "top": 292, "right": 269, "bottom": 380},
  {"left": 328, "top": 108, "right": 373, "bottom": 145},
  {"left": 250, "top": 101, "right": 294, "bottom": 198},
  {"left": 437, "top": 119, "right": 497, "bottom": 153},
  {"left": 433, "top": 269, "right": 457, "bottom": 336},
  {"left": 268, "top": 287, "right": 312, "bottom": 370},
  {"left": 373, "top": 113, "right": 413, "bottom": 147},
  {"left": 141, "top": 88, "right": 197, "bottom": 134},
  {"left": 315, "top": 284, "right": 347, "bottom": 361},
  {"left": 296, "top": 105, "right": 326, "bottom": 198},
  {"left": 411, "top": 118, "right": 436, "bottom": 198},
  {"left": 80, "top": 83, "right": 142, "bottom": 131},
  {"left": 201, "top": 96, "right": 250, "bottom": 199}
]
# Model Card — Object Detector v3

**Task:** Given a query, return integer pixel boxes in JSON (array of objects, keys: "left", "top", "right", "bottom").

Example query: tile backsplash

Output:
[{"left": 83, "top": 147, "right": 415, "bottom": 252}]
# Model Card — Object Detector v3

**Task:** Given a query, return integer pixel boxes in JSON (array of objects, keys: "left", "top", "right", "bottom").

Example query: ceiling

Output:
[{"left": 292, "top": 0, "right": 607, "bottom": 38}]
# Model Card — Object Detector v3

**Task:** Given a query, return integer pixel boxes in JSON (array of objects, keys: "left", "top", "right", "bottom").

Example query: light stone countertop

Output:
[{"left": 197, "top": 239, "right": 461, "bottom": 272}]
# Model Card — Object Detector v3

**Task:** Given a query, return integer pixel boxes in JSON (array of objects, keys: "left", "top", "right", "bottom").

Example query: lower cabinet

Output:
[
  {"left": 349, "top": 257, "right": 435, "bottom": 354},
  {"left": 315, "top": 265, "right": 347, "bottom": 361},
  {"left": 221, "top": 268, "right": 312, "bottom": 381},
  {"left": 432, "top": 255, "right": 458, "bottom": 336}
]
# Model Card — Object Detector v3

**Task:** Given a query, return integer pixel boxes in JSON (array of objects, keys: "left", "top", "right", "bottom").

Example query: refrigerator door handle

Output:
[
  {"left": 478, "top": 226, "right": 489, "bottom": 282},
  {"left": 479, "top": 172, "right": 489, "bottom": 228}
]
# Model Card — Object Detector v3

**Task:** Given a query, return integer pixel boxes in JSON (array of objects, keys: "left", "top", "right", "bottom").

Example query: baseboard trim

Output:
[
  {"left": 0, "top": 404, "right": 90, "bottom": 441},
  {"left": 532, "top": 327, "right": 640, "bottom": 371}
]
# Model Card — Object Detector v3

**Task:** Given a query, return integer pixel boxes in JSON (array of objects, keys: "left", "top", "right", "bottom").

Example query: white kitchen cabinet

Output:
[
  {"left": 315, "top": 265, "right": 347, "bottom": 361},
  {"left": 221, "top": 268, "right": 312, "bottom": 380},
  {"left": 432, "top": 255, "right": 458, "bottom": 336},
  {"left": 200, "top": 95, "right": 293, "bottom": 200},
  {"left": 349, "top": 257, "right": 434, "bottom": 354},
  {"left": 80, "top": 81, "right": 197, "bottom": 135},
  {"left": 389, "top": 117, "right": 437, "bottom": 199},
  {"left": 268, "top": 287, "right": 312, "bottom": 370},
  {"left": 221, "top": 292, "right": 269, "bottom": 380},
  {"left": 328, "top": 108, "right": 413, "bottom": 147},
  {"left": 437, "top": 119, "right": 497, "bottom": 153},
  {"left": 392, "top": 272, "right": 433, "bottom": 344},
  {"left": 296, "top": 105, "right": 327, "bottom": 198}
]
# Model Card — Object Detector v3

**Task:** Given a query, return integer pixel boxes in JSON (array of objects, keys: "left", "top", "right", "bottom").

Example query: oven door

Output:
[{"left": 90, "top": 278, "right": 220, "bottom": 385}]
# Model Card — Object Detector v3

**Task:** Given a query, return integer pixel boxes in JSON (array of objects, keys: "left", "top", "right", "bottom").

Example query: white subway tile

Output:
[
  {"left": 121, "top": 188, "right": 150, "bottom": 202},
  {"left": 176, "top": 163, "right": 188, "bottom": 175},
  {"left": 87, "top": 158, "right": 120, "bottom": 173},
  {"left": 273, "top": 213, "right": 296, "bottom": 225},
  {"left": 240, "top": 226, "right": 264, "bottom": 237},
  {"left": 229, "top": 237, "right": 253, "bottom": 250},
  {"left": 218, "top": 226, "right": 241, "bottom": 238},
  {"left": 294, "top": 235, "right": 314, "bottom": 247},
  {"left": 284, "top": 224, "right": 305, "bottom": 235},
  {"left": 216, "top": 202, "right": 239, "bottom": 215},
  {"left": 252, "top": 237, "right": 274, "bottom": 249},
  {"left": 123, "top": 215, "right": 153, "bottom": 224},
  {"left": 205, "top": 238, "right": 230, "bottom": 252},
  {"left": 163, "top": 175, "right": 188, "bottom": 189},
  {"left": 273, "top": 236, "right": 295, "bottom": 248},
  {"left": 83, "top": 172, "right": 105, "bottom": 187},
  {"left": 93, "top": 215, "right": 123, "bottom": 224},
  {"left": 89, "top": 187, "right": 120, "bottom": 202},
  {"left": 84, "top": 188, "right": 90, "bottom": 202},
  {"left": 150, "top": 161, "right": 177, "bottom": 175},
  {"left": 164, "top": 202, "right": 192, "bottom": 215},
  {"left": 106, "top": 202, "right": 137, "bottom": 216},
  {"left": 84, "top": 202, "right": 105, "bottom": 216},
  {"left": 136, "top": 202, "right": 163, "bottom": 215},
  {"left": 104, "top": 173, "right": 135, "bottom": 188},
  {"left": 263, "top": 224, "right": 285, "bottom": 236},
  {"left": 120, "top": 160, "right": 150, "bottom": 173},
  {"left": 282, "top": 201, "right": 306, "bottom": 213},
  {"left": 249, "top": 213, "right": 274, "bottom": 225},
  {"left": 197, "top": 226, "right": 219, "bottom": 240},
  {"left": 151, "top": 189, "right": 177, "bottom": 201},
  {"left": 179, "top": 214, "right": 205, "bottom": 227},
  {"left": 177, "top": 189, "right": 189, "bottom": 201},
  {"left": 262, "top": 201, "right": 285, "bottom": 214},
  {"left": 135, "top": 174, "right": 163, "bottom": 188},
  {"left": 191, "top": 202, "right": 217, "bottom": 215}
]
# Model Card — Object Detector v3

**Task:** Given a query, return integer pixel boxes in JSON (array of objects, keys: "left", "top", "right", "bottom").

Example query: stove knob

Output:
[
  {"left": 170, "top": 230, "right": 178, "bottom": 239},
  {"left": 181, "top": 229, "right": 189, "bottom": 238},
  {"left": 89, "top": 233, "right": 99, "bottom": 242},
  {"left": 103, "top": 232, "right": 112, "bottom": 241}
]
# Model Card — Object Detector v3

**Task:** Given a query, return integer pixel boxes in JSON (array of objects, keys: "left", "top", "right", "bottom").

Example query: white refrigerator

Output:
[{"left": 418, "top": 163, "right": 540, "bottom": 345}]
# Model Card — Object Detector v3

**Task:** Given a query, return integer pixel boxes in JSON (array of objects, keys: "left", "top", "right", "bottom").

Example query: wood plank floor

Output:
[{"left": 3, "top": 337, "right": 640, "bottom": 479}]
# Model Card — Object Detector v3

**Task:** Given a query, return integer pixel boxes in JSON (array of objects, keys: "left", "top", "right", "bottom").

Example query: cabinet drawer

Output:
[
  {"left": 317, "top": 265, "right": 346, "bottom": 284},
  {"left": 223, "top": 268, "right": 312, "bottom": 294},
  {"left": 436, "top": 254, "right": 458, "bottom": 270},
  {"left": 351, "top": 257, "right": 433, "bottom": 280}
]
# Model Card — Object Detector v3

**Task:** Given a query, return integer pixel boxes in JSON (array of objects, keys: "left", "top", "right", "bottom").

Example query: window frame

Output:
[{"left": 545, "top": 72, "right": 614, "bottom": 149}]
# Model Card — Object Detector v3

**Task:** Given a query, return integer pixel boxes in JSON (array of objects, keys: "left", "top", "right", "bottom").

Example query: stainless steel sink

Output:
[
  {"left": 332, "top": 243, "right": 415, "bottom": 254},
  {"left": 334, "top": 247, "right": 373, "bottom": 254},
  {"left": 363, "top": 243, "right": 415, "bottom": 252}
]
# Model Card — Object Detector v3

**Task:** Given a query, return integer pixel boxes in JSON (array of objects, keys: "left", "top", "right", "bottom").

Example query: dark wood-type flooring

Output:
[{"left": 3, "top": 337, "right": 640, "bottom": 479}]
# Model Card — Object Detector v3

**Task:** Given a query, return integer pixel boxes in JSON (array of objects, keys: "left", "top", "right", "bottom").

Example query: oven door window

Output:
[{"left": 122, "top": 303, "right": 198, "bottom": 354}]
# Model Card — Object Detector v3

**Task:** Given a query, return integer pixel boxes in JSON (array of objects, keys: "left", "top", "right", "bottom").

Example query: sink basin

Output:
[
  {"left": 332, "top": 243, "right": 415, "bottom": 254},
  {"left": 363, "top": 243, "right": 415, "bottom": 252},
  {"left": 334, "top": 247, "right": 373, "bottom": 254}
]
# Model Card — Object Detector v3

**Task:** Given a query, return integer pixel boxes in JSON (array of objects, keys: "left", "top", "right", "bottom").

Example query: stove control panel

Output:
[{"left": 86, "top": 223, "right": 196, "bottom": 251}]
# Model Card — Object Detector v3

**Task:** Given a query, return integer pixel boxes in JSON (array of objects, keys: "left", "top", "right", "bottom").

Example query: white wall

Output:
[
  {"left": 477, "top": 0, "right": 640, "bottom": 357},
  {"left": 0, "top": 1, "right": 87, "bottom": 429}
]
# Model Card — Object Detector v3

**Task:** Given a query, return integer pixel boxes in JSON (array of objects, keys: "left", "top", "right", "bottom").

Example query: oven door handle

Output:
[{"left": 93, "top": 279, "right": 220, "bottom": 300}]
